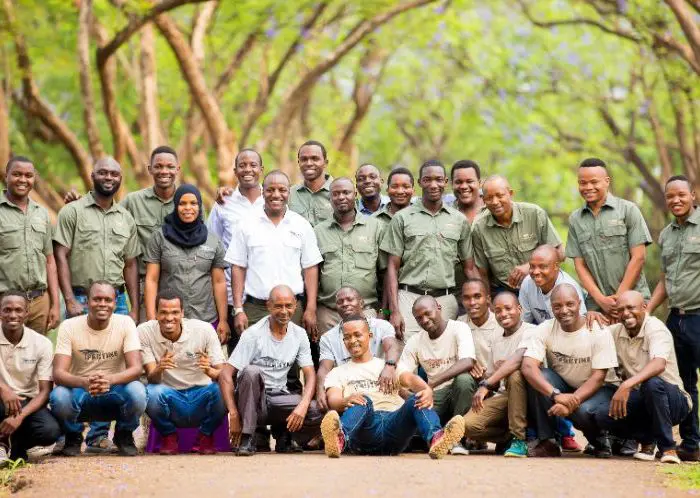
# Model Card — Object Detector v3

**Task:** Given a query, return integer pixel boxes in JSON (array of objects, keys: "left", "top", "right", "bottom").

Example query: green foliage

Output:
[{"left": 661, "top": 464, "right": 700, "bottom": 490}]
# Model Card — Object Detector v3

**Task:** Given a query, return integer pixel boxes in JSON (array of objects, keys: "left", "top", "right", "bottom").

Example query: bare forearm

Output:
[
  {"left": 573, "top": 372, "right": 605, "bottom": 403},
  {"left": 54, "top": 247, "right": 75, "bottom": 301},
  {"left": 232, "top": 266, "right": 246, "bottom": 308},
  {"left": 399, "top": 372, "right": 429, "bottom": 392},
  {"left": 574, "top": 259, "right": 604, "bottom": 301},
  {"left": 219, "top": 365, "right": 238, "bottom": 413},
  {"left": 622, "top": 358, "right": 665, "bottom": 389},
  {"left": 647, "top": 278, "right": 668, "bottom": 313},
  {"left": 386, "top": 257, "right": 400, "bottom": 311},
  {"left": 206, "top": 364, "right": 223, "bottom": 381},
  {"left": 302, "top": 266, "right": 319, "bottom": 311},
  {"left": 521, "top": 359, "right": 553, "bottom": 397},
  {"left": 616, "top": 252, "right": 645, "bottom": 294},
  {"left": 46, "top": 255, "right": 60, "bottom": 307},
  {"left": 54, "top": 370, "right": 88, "bottom": 389},
  {"left": 144, "top": 268, "right": 158, "bottom": 320},
  {"left": 212, "top": 271, "right": 228, "bottom": 321},
  {"left": 107, "top": 365, "right": 142, "bottom": 386},
  {"left": 382, "top": 338, "right": 400, "bottom": 363},
  {"left": 124, "top": 259, "right": 139, "bottom": 310}
]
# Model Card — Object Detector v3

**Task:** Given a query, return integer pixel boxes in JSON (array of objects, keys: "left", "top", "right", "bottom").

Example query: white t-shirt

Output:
[
  {"left": 488, "top": 321, "right": 537, "bottom": 373},
  {"left": 319, "top": 318, "right": 396, "bottom": 364},
  {"left": 523, "top": 319, "right": 618, "bottom": 388},
  {"left": 398, "top": 320, "right": 476, "bottom": 391},
  {"left": 324, "top": 357, "right": 408, "bottom": 412}
]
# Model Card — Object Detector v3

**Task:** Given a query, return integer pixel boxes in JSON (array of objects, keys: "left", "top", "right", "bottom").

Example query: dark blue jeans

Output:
[
  {"left": 667, "top": 311, "right": 700, "bottom": 450},
  {"left": 50, "top": 382, "right": 147, "bottom": 437},
  {"left": 339, "top": 395, "right": 442, "bottom": 455},
  {"left": 146, "top": 383, "right": 226, "bottom": 436},
  {"left": 527, "top": 368, "right": 614, "bottom": 443},
  {"left": 600, "top": 376, "right": 690, "bottom": 452}
]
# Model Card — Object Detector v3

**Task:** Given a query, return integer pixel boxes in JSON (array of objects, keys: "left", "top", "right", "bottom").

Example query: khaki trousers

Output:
[
  {"left": 398, "top": 290, "right": 458, "bottom": 342},
  {"left": 25, "top": 292, "right": 50, "bottom": 335},
  {"left": 463, "top": 370, "right": 528, "bottom": 442},
  {"left": 316, "top": 304, "right": 377, "bottom": 335}
]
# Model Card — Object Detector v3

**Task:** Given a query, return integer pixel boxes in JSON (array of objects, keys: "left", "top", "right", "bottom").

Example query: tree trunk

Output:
[
  {"left": 140, "top": 23, "right": 162, "bottom": 153},
  {"left": 0, "top": 81, "right": 9, "bottom": 176},
  {"left": 664, "top": 0, "right": 700, "bottom": 68},
  {"left": 78, "top": 0, "right": 104, "bottom": 160}
]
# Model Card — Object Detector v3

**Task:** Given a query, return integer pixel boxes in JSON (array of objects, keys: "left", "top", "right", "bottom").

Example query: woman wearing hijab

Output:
[{"left": 143, "top": 184, "right": 230, "bottom": 344}]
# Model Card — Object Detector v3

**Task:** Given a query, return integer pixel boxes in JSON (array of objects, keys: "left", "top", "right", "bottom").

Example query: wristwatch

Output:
[
  {"left": 233, "top": 307, "right": 245, "bottom": 316},
  {"left": 478, "top": 379, "right": 493, "bottom": 391},
  {"left": 549, "top": 387, "right": 562, "bottom": 402},
  {"left": 385, "top": 360, "right": 397, "bottom": 367}
]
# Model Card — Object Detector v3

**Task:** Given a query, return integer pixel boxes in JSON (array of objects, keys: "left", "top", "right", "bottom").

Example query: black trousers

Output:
[{"left": 0, "top": 399, "right": 61, "bottom": 459}]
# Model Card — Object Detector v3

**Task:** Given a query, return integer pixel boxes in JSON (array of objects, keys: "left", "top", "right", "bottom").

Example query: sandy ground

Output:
[{"left": 12, "top": 450, "right": 698, "bottom": 498}]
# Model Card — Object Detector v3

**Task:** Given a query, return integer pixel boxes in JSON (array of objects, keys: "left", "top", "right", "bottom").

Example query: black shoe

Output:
[
  {"left": 275, "top": 432, "right": 303, "bottom": 454},
  {"left": 255, "top": 429, "right": 271, "bottom": 453},
  {"left": 62, "top": 433, "right": 83, "bottom": 457},
  {"left": 495, "top": 440, "right": 509, "bottom": 455},
  {"left": 9, "top": 449, "right": 29, "bottom": 462},
  {"left": 677, "top": 446, "right": 700, "bottom": 462},
  {"left": 236, "top": 434, "right": 256, "bottom": 457},
  {"left": 114, "top": 431, "right": 137, "bottom": 457},
  {"left": 615, "top": 438, "right": 638, "bottom": 457},
  {"left": 593, "top": 434, "right": 612, "bottom": 459}
]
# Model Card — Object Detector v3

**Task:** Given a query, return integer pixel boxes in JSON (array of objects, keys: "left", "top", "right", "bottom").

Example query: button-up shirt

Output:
[
  {"left": 0, "top": 191, "right": 53, "bottom": 292},
  {"left": 357, "top": 195, "right": 389, "bottom": 216},
  {"left": 659, "top": 207, "right": 700, "bottom": 309},
  {"left": 519, "top": 270, "right": 587, "bottom": 325},
  {"left": 224, "top": 207, "right": 322, "bottom": 299},
  {"left": 566, "top": 194, "right": 652, "bottom": 310},
  {"left": 471, "top": 202, "right": 561, "bottom": 289},
  {"left": 53, "top": 192, "right": 140, "bottom": 288},
  {"left": 288, "top": 175, "right": 334, "bottom": 226},
  {"left": 207, "top": 187, "right": 264, "bottom": 305}
]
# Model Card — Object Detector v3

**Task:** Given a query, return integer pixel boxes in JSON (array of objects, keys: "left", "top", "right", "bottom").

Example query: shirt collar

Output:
[
  {"left": 582, "top": 193, "right": 618, "bottom": 215},
  {"left": 0, "top": 190, "right": 39, "bottom": 211},
  {"left": 85, "top": 191, "right": 120, "bottom": 213},
  {"left": 156, "top": 320, "right": 190, "bottom": 344},
  {"left": 144, "top": 186, "right": 176, "bottom": 203},
  {"left": 329, "top": 212, "right": 367, "bottom": 229},
  {"left": 486, "top": 202, "right": 522, "bottom": 228},
  {"left": 671, "top": 207, "right": 700, "bottom": 228},
  {"left": 298, "top": 175, "right": 333, "bottom": 194},
  {"left": 619, "top": 314, "right": 650, "bottom": 340},
  {"left": 357, "top": 195, "right": 389, "bottom": 215},
  {"left": 468, "top": 311, "right": 499, "bottom": 330},
  {"left": 231, "top": 186, "right": 263, "bottom": 204},
  {"left": 0, "top": 327, "right": 29, "bottom": 348},
  {"left": 416, "top": 201, "right": 451, "bottom": 217}
]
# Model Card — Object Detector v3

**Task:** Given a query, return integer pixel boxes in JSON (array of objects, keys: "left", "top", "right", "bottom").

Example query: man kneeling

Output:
[
  {"left": 321, "top": 315, "right": 465, "bottom": 459},
  {"left": 139, "top": 292, "right": 226, "bottom": 455}
]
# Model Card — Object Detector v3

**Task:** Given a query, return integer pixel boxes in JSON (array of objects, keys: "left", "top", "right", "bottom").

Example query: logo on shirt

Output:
[
  {"left": 348, "top": 379, "right": 380, "bottom": 392},
  {"left": 521, "top": 233, "right": 535, "bottom": 241},
  {"left": 79, "top": 349, "right": 119, "bottom": 361},
  {"left": 607, "top": 219, "right": 624, "bottom": 227},
  {"left": 253, "top": 356, "right": 292, "bottom": 370},
  {"left": 422, "top": 356, "right": 457, "bottom": 369},
  {"left": 21, "top": 357, "right": 38, "bottom": 364},
  {"left": 551, "top": 351, "right": 590, "bottom": 365}
]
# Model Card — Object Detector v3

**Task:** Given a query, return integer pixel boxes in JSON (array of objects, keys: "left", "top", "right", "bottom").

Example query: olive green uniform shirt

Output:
[
  {"left": 471, "top": 202, "right": 561, "bottom": 289},
  {"left": 314, "top": 214, "right": 384, "bottom": 309},
  {"left": 53, "top": 192, "right": 140, "bottom": 288},
  {"left": 372, "top": 203, "right": 396, "bottom": 230},
  {"left": 0, "top": 191, "right": 53, "bottom": 292},
  {"left": 566, "top": 194, "right": 652, "bottom": 310},
  {"left": 659, "top": 207, "right": 700, "bottom": 310},
  {"left": 379, "top": 203, "right": 471, "bottom": 289},
  {"left": 121, "top": 187, "right": 175, "bottom": 276},
  {"left": 288, "top": 175, "right": 333, "bottom": 226}
]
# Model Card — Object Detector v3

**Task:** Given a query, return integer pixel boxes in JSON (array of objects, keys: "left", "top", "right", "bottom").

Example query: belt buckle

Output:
[{"left": 679, "top": 309, "right": 687, "bottom": 316}]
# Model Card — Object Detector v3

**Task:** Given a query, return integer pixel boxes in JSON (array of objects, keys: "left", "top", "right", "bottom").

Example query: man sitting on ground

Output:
[
  {"left": 602, "top": 291, "right": 691, "bottom": 464},
  {"left": 0, "top": 292, "right": 61, "bottom": 463},
  {"left": 317, "top": 286, "right": 400, "bottom": 411},
  {"left": 463, "top": 292, "right": 535, "bottom": 457},
  {"left": 321, "top": 315, "right": 465, "bottom": 458},
  {"left": 220, "top": 285, "right": 322, "bottom": 456},
  {"left": 521, "top": 283, "right": 619, "bottom": 458},
  {"left": 139, "top": 291, "right": 227, "bottom": 455},
  {"left": 50, "top": 281, "right": 146, "bottom": 456}
]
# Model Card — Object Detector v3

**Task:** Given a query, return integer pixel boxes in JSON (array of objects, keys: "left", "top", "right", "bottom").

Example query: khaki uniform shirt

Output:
[
  {"left": 288, "top": 175, "right": 333, "bottom": 226},
  {"left": 0, "top": 326, "right": 52, "bottom": 399},
  {"left": 138, "top": 318, "right": 225, "bottom": 391},
  {"left": 121, "top": 187, "right": 174, "bottom": 276},
  {"left": 566, "top": 194, "right": 652, "bottom": 310},
  {"left": 659, "top": 208, "right": 700, "bottom": 310},
  {"left": 471, "top": 202, "right": 561, "bottom": 289},
  {"left": 458, "top": 311, "right": 503, "bottom": 368},
  {"left": 53, "top": 192, "right": 140, "bottom": 288},
  {"left": 0, "top": 191, "right": 53, "bottom": 292},
  {"left": 372, "top": 203, "right": 396, "bottom": 230},
  {"left": 314, "top": 214, "right": 384, "bottom": 309},
  {"left": 609, "top": 315, "right": 691, "bottom": 408},
  {"left": 379, "top": 203, "right": 471, "bottom": 289}
]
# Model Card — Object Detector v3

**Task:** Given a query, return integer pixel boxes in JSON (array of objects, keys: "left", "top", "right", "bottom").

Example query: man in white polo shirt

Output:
[
  {"left": 139, "top": 291, "right": 227, "bottom": 455},
  {"left": 225, "top": 170, "right": 322, "bottom": 343},
  {"left": 0, "top": 292, "right": 61, "bottom": 462}
]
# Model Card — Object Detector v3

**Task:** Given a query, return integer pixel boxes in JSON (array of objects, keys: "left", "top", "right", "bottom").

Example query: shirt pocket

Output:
[
  {"left": 601, "top": 221, "right": 628, "bottom": 249},
  {"left": 351, "top": 238, "right": 377, "bottom": 270},
  {"left": 195, "top": 245, "right": 216, "bottom": 271},
  {"left": 110, "top": 224, "right": 131, "bottom": 252},
  {"left": 282, "top": 232, "right": 303, "bottom": 265},
  {"left": 404, "top": 226, "right": 429, "bottom": 253},
  {"left": 76, "top": 218, "right": 99, "bottom": 247},
  {"left": 319, "top": 241, "right": 341, "bottom": 267},
  {"left": 31, "top": 219, "right": 48, "bottom": 251},
  {"left": 575, "top": 228, "right": 594, "bottom": 255},
  {"left": 516, "top": 235, "right": 538, "bottom": 254},
  {"left": 0, "top": 224, "right": 22, "bottom": 251},
  {"left": 439, "top": 227, "right": 461, "bottom": 261}
]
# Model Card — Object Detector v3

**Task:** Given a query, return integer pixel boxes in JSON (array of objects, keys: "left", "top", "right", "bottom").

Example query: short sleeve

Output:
[
  {"left": 658, "top": 229, "right": 668, "bottom": 273},
  {"left": 53, "top": 205, "right": 77, "bottom": 249},
  {"left": 54, "top": 322, "right": 73, "bottom": 357},
  {"left": 647, "top": 320, "right": 673, "bottom": 361},
  {"left": 295, "top": 332, "right": 314, "bottom": 368},
  {"left": 36, "top": 337, "right": 53, "bottom": 381},
  {"left": 471, "top": 225, "right": 488, "bottom": 269},
  {"left": 300, "top": 221, "right": 323, "bottom": 269},
  {"left": 539, "top": 208, "right": 562, "bottom": 247},
  {"left": 565, "top": 216, "right": 583, "bottom": 259},
  {"left": 458, "top": 220, "right": 473, "bottom": 262},
  {"left": 518, "top": 280, "right": 534, "bottom": 324},
  {"left": 228, "top": 332, "right": 255, "bottom": 370},
  {"left": 212, "top": 237, "right": 229, "bottom": 269},
  {"left": 522, "top": 323, "right": 548, "bottom": 363},
  {"left": 323, "top": 367, "right": 343, "bottom": 391},
  {"left": 397, "top": 336, "right": 419, "bottom": 373},
  {"left": 319, "top": 333, "right": 336, "bottom": 363},
  {"left": 225, "top": 223, "right": 248, "bottom": 268},
  {"left": 122, "top": 321, "right": 141, "bottom": 353},
  {"left": 379, "top": 214, "right": 405, "bottom": 257},
  {"left": 377, "top": 321, "right": 396, "bottom": 341},
  {"left": 591, "top": 328, "right": 619, "bottom": 370},
  {"left": 138, "top": 325, "right": 156, "bottom": 365},
  {"left": 142, "top": 231, "right": 164, "bottom": 264},
  {"left": 42, "top": 213, "right": 53, "bottom": 256},
  {"left": 124, "top": 217, "right": 141, "bottom": 259},
  {"left": 205, "top": 327, "right": 226, "bottom": 365},
  {"left": 456, "top": 324, "right": 476, "bottom": 360},
  {"left": 625, "top": 203, "right": 653, "bottom": 249},
  {"left": 206, "top": 204, "right": 224, "bottom": 239}
]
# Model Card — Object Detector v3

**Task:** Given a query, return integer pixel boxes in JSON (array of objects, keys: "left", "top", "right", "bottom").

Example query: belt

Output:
[
  {"left": 19, "top": 288, "right": 46, "bottom": 301},
  {"left": 73, "top": 284, "right": 126, "bottom": 295},
  {"left": 246, "top": 294, "right": 304, "bottom": 306},
  {"left": 399, "top": 284, "right": 456, "bottom": 297},
  {"left": 670, "top": 307, "right": 700, "bottom": 316}
]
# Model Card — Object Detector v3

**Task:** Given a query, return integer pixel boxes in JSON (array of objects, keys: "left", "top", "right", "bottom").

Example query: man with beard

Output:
[
  {"left": 288, "top": 140, "right": 333, "bottom": 226},
  {"left": 220, "top": 285, "right": 323, "bottom": 456},
  {"left": 53, "top": 158, "right": 140, "bottom": 453},
  {"left": 522, "top": 284, "right": 619, "bottom": 458},
  {"left": 314, "top": 178, "right": 384, "bottom": 332},
  {"left": 208, "top": 149, "right": 264, "bottom": 351},
  {"left": 355, "top": 163, "right": 389, "bottom": 215},
  {"left": 316, "top": 287, "right": 399, "bottom": 411},
  {"left": 381, "top": 160, "right": 473, "bottom": 341},
  {"left": 471, "top": 175, "right": 562, "bottom": 295},
  {"left": 450, "top": 160, "right": 485, "bottom": 224},
  {"left": 648, "top": 175, "right": 700, "bottom": 461},
  {"left": 0, "top": 156, "right": 60, "bottom": 334}
]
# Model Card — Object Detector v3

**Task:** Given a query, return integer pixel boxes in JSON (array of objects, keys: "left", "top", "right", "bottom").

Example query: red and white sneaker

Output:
[{"left": 561, "top": 435, "right": 582, "bottom": 452}]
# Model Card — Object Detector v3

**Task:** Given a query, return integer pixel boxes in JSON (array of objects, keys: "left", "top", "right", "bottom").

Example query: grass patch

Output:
[
  {"left": 661, "top": 464, "right": 700, "bottom": 490},
  {"left": 0, "top": 458, "right": 31, "bottom": 495}
]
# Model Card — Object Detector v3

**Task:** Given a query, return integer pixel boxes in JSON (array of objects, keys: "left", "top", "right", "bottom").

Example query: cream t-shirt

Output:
[
  {"left": 54, "top": 314, "right": 140, "bottom": 377},
  {"left": 458, "top": 312, "right": 502, "bottom": 368},
  {"left": 488, "top": 321, "right": 537, "bottom": 372},
  {"left": 0, "top": 326, "right": 53, "bottom": 398},
  {"left": 139, "top": 318, "right": 225, "bottom": 390},
  {"left": 324, "top": 357, "right": 408, "bottom": 412},
  {"left": 399, "top": 320, "right": 476, "bottom": 391},
  {"left": 523, "top": 319, "right": 618, "bottom": 388}
]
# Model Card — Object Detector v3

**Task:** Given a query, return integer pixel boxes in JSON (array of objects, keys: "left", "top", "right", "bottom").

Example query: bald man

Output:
[
  {"left": 601, "top": 291, "right": 690, "bottom": 464},
  {"left": 220, "top": 285, "right": 323, "bottom": 456},
  {"left": 314, "top": 178, "right": 383, "bottom": 332},
  {"left": 521, "top": 284, "right": 619, "bottom": 457},
  {"left": 471, "top": 176, "right": 562, "bottom": 296},
  {"left": 356, "top": 164, "right": 389, "bottom": 215}
]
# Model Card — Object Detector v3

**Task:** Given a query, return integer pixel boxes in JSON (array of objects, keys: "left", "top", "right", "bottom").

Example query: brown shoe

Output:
[
  {"left": 677, "top": 446, "right": 700, "bottom": 462},
  {"left": 529, "top": 439, "right": 562, "bottom": 457}
]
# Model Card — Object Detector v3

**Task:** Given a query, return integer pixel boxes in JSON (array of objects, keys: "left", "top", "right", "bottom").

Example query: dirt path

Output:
[{"left": 13, "top": 452, "right": 697, "bottom": 498}]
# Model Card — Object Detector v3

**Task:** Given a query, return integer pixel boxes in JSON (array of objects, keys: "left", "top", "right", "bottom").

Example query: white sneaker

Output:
[
  {"left": 0, "top": 445, "right": 10, "bottom": 467},
  {"left": 660, "top": 450, "right": 681, "bottom": 464},
  {"left": 633, "top": 444, "right": 656, "bottom": 462},
  {"left": 449, "top": 443, "right": 470, "bottom": 455}
]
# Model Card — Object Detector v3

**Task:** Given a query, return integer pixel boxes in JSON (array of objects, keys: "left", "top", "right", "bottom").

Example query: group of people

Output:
[{"left": 0, "top": 141, "right": 698, "bottom": 465}]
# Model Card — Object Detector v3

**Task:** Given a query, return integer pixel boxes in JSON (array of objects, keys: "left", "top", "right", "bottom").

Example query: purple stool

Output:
[{"left": 145, "top": 418, "right": 230, "bottom": 453}]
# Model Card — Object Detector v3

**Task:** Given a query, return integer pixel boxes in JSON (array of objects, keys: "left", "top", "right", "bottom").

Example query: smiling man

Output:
[
  {"left": 450, "top": 160, "right": 485, "bottom": 224},
  {"left": 355, "top": 163, "right": 389, "bottom": 215},
  {"left": 288, "top": 140, "right": 333, "bottom": 226}
]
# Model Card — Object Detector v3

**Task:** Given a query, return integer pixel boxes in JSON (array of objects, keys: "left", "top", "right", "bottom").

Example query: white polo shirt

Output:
[
  {"left": 207, "top": 187, "right": 264, "bottom": 305},
  {"left": 0, "top": 326, "right": 53, "bottom": 398},
  {"left": 224, "top": 206, "right": 323, "bottom": 299}
]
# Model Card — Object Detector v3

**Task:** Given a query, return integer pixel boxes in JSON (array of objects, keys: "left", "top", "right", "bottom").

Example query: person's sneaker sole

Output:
[
  {"left": 504, "top": 451, "right": 527, "bottom": 458},
  {"left": 660, "top": 454, "right": 681, "bottom": 464},
  {"left": 633, "top": 452, "right": 655, "bottom": 462},
  {"left": 429, "top": 416, "right": 465, "bottom": 460},
  {"left": 321, "top": 411, "right": 342, "bottom": 458}
]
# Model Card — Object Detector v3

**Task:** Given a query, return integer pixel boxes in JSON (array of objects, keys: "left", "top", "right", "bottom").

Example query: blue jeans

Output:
[
  {"left": 146, "top": 383, "right": 226, "bottom": 436},
  {"left": 67, "top": 291, "right": 130, "bottom": 444},
  {"left": 667, "top": 311, "right": 700, "bottom": 450},
  {"left": 339, "top": 395, "right": 442, "bottom": 455},
  {"left": 50, "top": 382, "right": 147, "bottom": 437}
]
